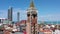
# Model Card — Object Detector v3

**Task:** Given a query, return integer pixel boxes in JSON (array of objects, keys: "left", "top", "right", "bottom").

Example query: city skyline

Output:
[{"left": 0, "top": 0, "right": 60, "bottom": 21}]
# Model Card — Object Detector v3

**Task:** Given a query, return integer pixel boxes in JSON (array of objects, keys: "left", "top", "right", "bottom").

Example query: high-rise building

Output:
[
  {"left": 8, "top": 7, "right": 13, "bottom": 21},
  {"left": 26, "top": 0, "right": 38, "bottom": 34},
  {"left": 17, "top": 12, "right": 20, "bottom": 22}
]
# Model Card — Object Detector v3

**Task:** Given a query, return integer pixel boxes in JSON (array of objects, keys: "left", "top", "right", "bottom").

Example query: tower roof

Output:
[{"left": 30, "top": 0, "right": 35, "bottom": 7}]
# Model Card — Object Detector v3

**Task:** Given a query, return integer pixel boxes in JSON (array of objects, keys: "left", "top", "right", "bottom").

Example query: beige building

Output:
[{"left": 26, "top": 0, "right": 38, "bottom": 34}]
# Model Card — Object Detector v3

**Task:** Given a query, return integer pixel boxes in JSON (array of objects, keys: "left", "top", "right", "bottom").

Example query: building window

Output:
[{"left": 0, "top": 19, "right": 1, "bottom": 23}]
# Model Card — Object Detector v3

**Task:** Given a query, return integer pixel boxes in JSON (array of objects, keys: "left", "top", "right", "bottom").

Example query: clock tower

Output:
[{"left": 26, "top": 0, "right": 38, "bottom": 34}]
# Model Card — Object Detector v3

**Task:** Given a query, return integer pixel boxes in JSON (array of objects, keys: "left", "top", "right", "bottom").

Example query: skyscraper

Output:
[
  {"left": 8, "top": 7, "right": 13, "bottom": 21},
  {"left": 17, "top": 12, "right": 20, "bottom": 22},
  {"left": 26, "top": 0, "right": 38, "bottom": 34}
]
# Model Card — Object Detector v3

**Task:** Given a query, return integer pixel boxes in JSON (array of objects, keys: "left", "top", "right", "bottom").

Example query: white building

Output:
[
  {"left": 0, "top": 18, "right": 6, "bottom": 23},
  {"left": 52, "top": 29, "right": 60, "bottom": 34}
]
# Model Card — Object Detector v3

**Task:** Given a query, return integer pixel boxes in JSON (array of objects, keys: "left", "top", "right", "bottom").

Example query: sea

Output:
[{"left": 38, "top": 21, "right": 60, "bottom": 25}]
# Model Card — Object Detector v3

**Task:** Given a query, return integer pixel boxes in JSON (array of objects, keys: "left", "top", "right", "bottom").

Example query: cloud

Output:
[
  {"left": 0, "top": 8, "right": 60, "bottom": 21},
  {"left": 38, "top": 14, "right": 60, "bottom": 21},
  {"left": 0, "top": 8, "right": 27, "bottom": 21},
  {"left": 13, "top": 8, "right": 27, "bottom": 21},
  {"left": 0, "top": 10, "right": 7, "bottom": 18}
]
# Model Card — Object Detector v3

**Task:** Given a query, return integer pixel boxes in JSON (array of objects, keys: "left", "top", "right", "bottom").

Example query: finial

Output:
[{"left": 30, "top": 0, "right": 35, "bottom": 7}]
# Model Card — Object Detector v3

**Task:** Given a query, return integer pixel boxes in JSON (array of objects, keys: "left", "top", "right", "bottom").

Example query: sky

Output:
[{"left": 0, "top": 0, "right": 60, "bottom": 21}]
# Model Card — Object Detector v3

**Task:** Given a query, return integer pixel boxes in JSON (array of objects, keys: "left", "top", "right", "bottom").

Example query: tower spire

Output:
[{"left": 30, "top": 0, "right": 35, "bottom": 7}]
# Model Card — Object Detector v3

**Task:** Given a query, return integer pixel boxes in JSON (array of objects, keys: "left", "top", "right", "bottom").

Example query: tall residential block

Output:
[
  {"left": 17, "top": 12, "right": 20, "bottom": 22},
  {"left": 8, "top": 7, "right": 13, "bottom": 21}
]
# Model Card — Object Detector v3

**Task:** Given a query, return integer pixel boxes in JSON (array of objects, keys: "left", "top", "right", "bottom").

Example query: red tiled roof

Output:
[
  {"left": 42, "top": 29, "right": 52, "bottom": 32},
  {"left": 16, "top": 20, "right": 26, "bottom": 26}
]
